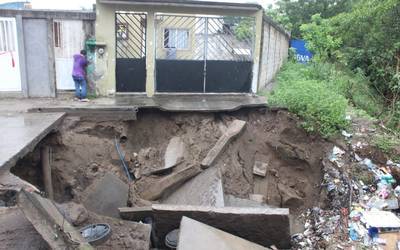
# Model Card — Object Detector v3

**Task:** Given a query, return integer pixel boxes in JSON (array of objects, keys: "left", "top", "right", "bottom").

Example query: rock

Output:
[
  {"left": 253, "top": 161, "right": 268, "bottom": 177},
  {"left": 56, "top": 202, "right": 89, "bottom": 226},
  {"left": 278, "top": 183, "right": 304, "bottom": 208}
]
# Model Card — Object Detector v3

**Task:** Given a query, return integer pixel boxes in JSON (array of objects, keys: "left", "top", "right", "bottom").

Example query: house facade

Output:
[
  {"left": 0, "top": 9, "right": 95, "bottom": 97},
  {"left": 95, "top": 0, "right": 266, "bottom": 96}
]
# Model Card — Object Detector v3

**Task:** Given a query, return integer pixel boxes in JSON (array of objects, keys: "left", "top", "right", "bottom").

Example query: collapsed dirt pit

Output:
[{"left": 4, "top": 108, "right": 337, "bottom": 249}]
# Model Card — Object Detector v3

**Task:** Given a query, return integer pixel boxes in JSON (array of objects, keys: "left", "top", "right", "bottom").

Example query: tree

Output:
[{"left": 268, "top": 0, "right": 353, "bottom": 38}]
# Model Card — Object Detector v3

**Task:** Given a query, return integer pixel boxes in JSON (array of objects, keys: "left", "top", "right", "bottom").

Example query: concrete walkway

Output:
[
  {"left": 0, "top": 112, "right": 65, "bottom": 172},
  {"left": 0, "top": 94, "right": 267, "bottom": 113}
]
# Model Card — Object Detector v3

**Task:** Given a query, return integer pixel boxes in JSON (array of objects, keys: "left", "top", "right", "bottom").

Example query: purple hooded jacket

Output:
[{"left": 72, "top": 54, "right": 88, "bottom": 78}]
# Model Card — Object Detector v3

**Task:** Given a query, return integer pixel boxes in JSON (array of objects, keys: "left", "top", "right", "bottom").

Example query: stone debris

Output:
[
  {"left": 140, "top": 164, "right": 202, "bottom": 200},
  {"left": 56, "top": 201, "right": 89, "bottom": 226},
  {"left": 17, "top": 189, "right": 92, "bottom": 249},
  {"left": 201, "top": 119, "right": 246, "bottom": 169},
  {"left": 151, "top": 204, "right": 290, "bottom": 249},
  {"left": 178, "top": 216, "right": 270, "bottom": 250},
  {"left": 83, "top": 172, "right": 129, "bottom": 218},
  {"left": 253, "top": 161, "right": 268, "bottom": 177},
  {"left": 162, "top": 167, "right": 225, "bottom": 207}
]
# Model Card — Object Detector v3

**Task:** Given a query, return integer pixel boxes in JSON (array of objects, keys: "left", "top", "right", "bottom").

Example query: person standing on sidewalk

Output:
[{"left": 72, "top": 50, "right": 89, "bottom": 102}]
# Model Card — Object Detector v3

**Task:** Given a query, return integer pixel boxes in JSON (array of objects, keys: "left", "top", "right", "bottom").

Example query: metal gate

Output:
[
  {"left": 155, "top": 14, "right": 255, "bottom": 93},
  {"left": 115, "top": 12, "right": 146, "bottom": 92}
]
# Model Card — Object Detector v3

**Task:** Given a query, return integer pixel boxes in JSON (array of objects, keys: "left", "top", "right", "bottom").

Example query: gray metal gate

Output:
[
  {"left": 155, "top": 14, "right": 255, "bottom": 93},
  {"left": 115, "top": 12, "right": 147, "bottom": 92}
]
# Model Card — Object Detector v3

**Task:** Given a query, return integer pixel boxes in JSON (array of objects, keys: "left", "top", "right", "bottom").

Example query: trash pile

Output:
[{"left": 292, "top": 132, "right": 400, "bottom": 249}]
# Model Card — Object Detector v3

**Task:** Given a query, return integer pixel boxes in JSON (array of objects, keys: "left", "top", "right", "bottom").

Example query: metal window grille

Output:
[
  {"left": 0, "top": 19, "right": 16, "bottom": 52},
  {"left": 53, "top": 21, "right": 62, "bottom": 48},
  {"left": 155, "top": 14, "right": 255, "bottom": 62},
  {"left": 116, "top": 12, "right": 146, "bottom": 59}
]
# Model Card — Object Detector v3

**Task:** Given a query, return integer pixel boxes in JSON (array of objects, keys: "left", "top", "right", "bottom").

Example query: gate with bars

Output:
[
  {"left": 115, "top": 12, "right": 255, "bottom": 93},
  {"left": 155, "top": 14, "right": 255, "bottom": 93},
  {"left": 115, "top": 12, "right": 147, "bottom": 92}
]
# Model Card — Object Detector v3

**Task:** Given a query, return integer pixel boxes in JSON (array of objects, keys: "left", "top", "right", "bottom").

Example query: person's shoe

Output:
[
  {"left": 73, "top": 97, "right": 79, "bottom": 101},
  {"left": 80, "top": 98, "right": 90, "bottom": 102}
]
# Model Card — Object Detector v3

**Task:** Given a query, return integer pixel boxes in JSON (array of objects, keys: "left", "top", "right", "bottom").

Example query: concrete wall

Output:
[
  {"left": 0, "top": 9, "right": 95, "bottom": 97},
  {"left": 95, "top": 0, "right": 263, "bottom": 96},
  {"left": 23, "top": 19, "right": 54, "bottom": 97},
  {"left": 258, "top": 16, "right": 290, "bottom": 92}
]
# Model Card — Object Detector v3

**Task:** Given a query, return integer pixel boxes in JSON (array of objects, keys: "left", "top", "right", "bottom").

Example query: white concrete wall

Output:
[
  {"left": 0, "top": 17, "right": 21, "bottom": 92},
  {"left": 258, "top": 19, "right": 290, "bottom": 92}
]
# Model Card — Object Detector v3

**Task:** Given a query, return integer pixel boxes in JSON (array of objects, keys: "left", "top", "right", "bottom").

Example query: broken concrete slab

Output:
[
  {"left": 140, "top": 165, "right": 202, "bottom": 201},
  {"left": 142, "top": 137, "right": 186, "bottom": 176},
  {"left": 178, "top": 216, "right": 269, "bottom": 250},
  {"left": 201, "top": 119, "right": 246, "bottom": 169},
  {"left": 17, "top": 189, "right": 92, "bottom": 249},
  {"left": 83, "top": 173, "right": 129, "bottom": 218},
  {"left": 0, "top": 112, "right": 65, "bottom": 173},
  {"left": 249, "top": 194, "right": 266, "bottom": 204},
  {"left": 253, "top": 161, "right": 268, "bottom": 177},
  {"left": 164, "top": 136, "right": 186, "bottom": 169},
  {"left": 151, "top": 204, "right": 290, "bottom": 249},
  {"left": 224, "top": 195, "right": 269, "bottom": 208},
  {"left": 162, "top": 167, "right": 224, "bottom": 207},
  {"left": 0, "top": 171, "right": 40, "bottom": 192},
  {"left": 119, "top": 206, "right": 153, "bottom": 222},
  {"left": 0, "top": 207, "right": 48, "bottom": 249}
]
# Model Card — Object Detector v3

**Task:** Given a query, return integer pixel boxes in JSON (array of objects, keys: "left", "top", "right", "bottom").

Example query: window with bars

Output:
[
  {"left": 53, "top": 21, "right": 62, "bottom": 48},
  {"left": 0, "top": 19, "right": 16, "bottom": 52},
  {"left": 164, "top": 28, "right": 189, "bottom": 50}
]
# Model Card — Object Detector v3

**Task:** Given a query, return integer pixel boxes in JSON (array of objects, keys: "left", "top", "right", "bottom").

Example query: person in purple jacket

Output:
[{"left": 72, "top": 50, "right": 89, "bottom": 101}]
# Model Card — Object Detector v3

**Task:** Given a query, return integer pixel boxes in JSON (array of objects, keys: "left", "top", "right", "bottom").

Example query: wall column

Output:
[
  {"left": 251, "top": 10, "right": 263, "bottom": 93},
  {"left": 145, "top": 11, "right": 156, "bottom": 97}
]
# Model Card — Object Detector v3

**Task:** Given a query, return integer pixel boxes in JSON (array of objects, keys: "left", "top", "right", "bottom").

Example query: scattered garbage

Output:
[{"left": 80, "top": 223, "right": 112, "bottom": 245}]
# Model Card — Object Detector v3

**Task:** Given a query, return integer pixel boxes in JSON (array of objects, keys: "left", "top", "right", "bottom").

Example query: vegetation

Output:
[
  {"left": 266, "top": 0, "right": 400, "bottom": 142},
  {"left": 269, "top": 62, "right": 349, "bottom": 137}
]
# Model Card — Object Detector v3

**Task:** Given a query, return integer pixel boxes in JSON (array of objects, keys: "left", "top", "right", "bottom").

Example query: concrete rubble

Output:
[
  {"left": 120, "top": 204, "right": 291, "bottom": 249},
  {"left": 178, "top": 216, "right": 270, "bottom": 250},
  {"left": 140, "top": 164, "right": 202, "bottom": 200},
  {"left": 163, "top": 167, "right": 225, "bottom": 207},
  {"left": 17, "top": 189, "right": 92, "bottom": 249},
  {"left": 83, "top": 172, "right": 129, "bottom": 218},
  {"left": 201, "top": 119, "right": 246, "bottom": 169}
]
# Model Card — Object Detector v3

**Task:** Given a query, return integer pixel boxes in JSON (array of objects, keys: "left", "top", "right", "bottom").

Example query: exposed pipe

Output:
[{"left": 114, "top": 137, "right": 133, "bottom": 182}]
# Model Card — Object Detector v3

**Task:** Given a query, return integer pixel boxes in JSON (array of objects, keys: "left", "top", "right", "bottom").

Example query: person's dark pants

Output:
[{"left": 72, "top": 75, "right": 87, "bottom": 99}]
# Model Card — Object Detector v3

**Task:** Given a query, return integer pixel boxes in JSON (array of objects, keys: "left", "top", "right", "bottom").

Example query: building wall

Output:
[
  {"left": 0, "top": 17, "right": 22, "bottom": 93},
  {"left": 0, "top": 9, "right": 95, "bottom": 97},
  {"left": 23, "top": 18, "right": 54, "bottom": 97},
  {"left": 258, "top": 17, "right": 290, "bottom": 92}
]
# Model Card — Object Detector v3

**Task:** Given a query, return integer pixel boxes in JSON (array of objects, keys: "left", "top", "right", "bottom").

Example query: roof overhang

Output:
[{"left": 99, "top": 0, "right": 262, "bottom": 12}]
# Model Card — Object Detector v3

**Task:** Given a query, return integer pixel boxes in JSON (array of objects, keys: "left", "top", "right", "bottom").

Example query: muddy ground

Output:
[{"left": 10, "top": 108, "right": 335, "bottom": 247}]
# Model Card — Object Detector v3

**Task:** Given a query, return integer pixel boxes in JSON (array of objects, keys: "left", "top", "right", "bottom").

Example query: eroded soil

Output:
[{"left": 13, "top": 108, "right": 332, "bottom": 216}]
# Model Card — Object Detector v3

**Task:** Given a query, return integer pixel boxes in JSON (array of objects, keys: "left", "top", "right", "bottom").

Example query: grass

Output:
[{"left": 267, "top": 61, "right": 384, "bottom": 138}]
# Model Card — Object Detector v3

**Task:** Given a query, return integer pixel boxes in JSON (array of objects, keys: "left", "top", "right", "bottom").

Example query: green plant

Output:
[
  {"left": 268, "top": 62, "right": 349, "bottom": 137},
  {"left": 373, "top": 134, "right": 400, "bottom": 156}
]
